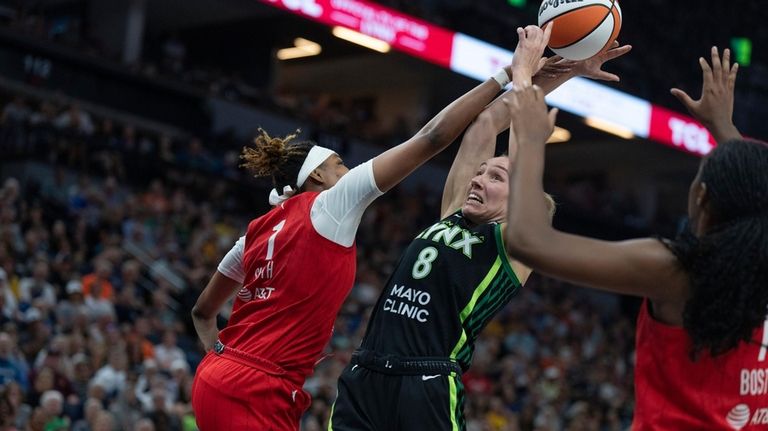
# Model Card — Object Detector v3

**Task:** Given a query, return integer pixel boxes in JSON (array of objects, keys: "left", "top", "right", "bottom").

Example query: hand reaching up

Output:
[
  {"left": 670, "top": 46, "right": 741, "bottom": 142},
  {"left": 510, "top": 24, "right": 553, "bottom": 87}
]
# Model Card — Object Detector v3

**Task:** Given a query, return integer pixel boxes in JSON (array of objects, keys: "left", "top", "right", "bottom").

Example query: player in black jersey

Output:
[{"left": 327, "top": 25, "right": 632, "bottom": 430}]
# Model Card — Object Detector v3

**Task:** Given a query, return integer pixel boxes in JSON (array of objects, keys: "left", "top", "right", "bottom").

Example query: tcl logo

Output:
[
  {"left": 648, "top": 106, "right": 716, "bottom": 157},
  {"left": 265, "top": 0, "right": 323, "bottom": 18},
  {"left": 668, "top": 117, "right": 713, "bottom": 155}
]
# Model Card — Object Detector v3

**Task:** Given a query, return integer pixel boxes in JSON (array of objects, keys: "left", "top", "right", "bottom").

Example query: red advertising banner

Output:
[
  {"left": 261, "top": 0, "right": 721, "bottom": 158},
  {"left": 649, "top": 105, "right": 716, "bottom": 156},
  {"left": 260, "top": 0, "right": 455, "bottom": 67}
]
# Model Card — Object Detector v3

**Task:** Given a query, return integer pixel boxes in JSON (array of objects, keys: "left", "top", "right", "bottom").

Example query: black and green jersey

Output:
[{"left": 361, "top": 210, "right": 522, "bottom": 371}]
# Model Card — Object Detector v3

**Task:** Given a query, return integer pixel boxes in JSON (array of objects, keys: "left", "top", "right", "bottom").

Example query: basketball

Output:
[{"left": 538, "top": 0, "right": 622, "bottom": 61}]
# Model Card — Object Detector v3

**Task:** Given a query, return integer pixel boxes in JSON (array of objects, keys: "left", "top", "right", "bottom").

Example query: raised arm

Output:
[
  {"left": 502, "top": 86, "right": 687, "bottom": 302},
  {"left": 671, "top": 46, "right": 741, "bottom": 143},
  {"left": 370, "top": 26, "right": 554, "bottom": 194},
  {"left": 439, "top": 24, "right": 551, "bottom": 216},
  {"left": 440, "top": 40, "right": 632, "bottom": 217}
]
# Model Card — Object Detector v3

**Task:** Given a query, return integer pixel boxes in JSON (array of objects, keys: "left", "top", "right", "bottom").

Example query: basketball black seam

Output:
[
  {"left": 539, "top": 2, "right": 609, "bottom": 29},
  {"left": 545, "top": 1, "right": 615, "bottom": 50},
  {"left": 549, "top": 4, "right": 611, "bottom": 49},
  {"left": 597, "top": 3, "right": 621, "bottom": 54}
]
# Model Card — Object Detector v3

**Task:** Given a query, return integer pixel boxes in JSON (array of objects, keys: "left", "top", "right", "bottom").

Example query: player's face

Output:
[
  {"left": 462, "top": 157, "right": 510, "bottom": 223},
  {"left": 316, "top": 154, "right": 349, "bottom": 189}
]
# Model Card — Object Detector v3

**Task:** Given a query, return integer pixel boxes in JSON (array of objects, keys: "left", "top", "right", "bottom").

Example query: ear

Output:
[
  {"left": 306, "top": 168, "right": 324, "bottom": 185},
  {"left": 695, "top": 182, "right": 708, "bottom": 208},
  {"left": 695, "top": 182, "right": 713, "bottom": 233}
]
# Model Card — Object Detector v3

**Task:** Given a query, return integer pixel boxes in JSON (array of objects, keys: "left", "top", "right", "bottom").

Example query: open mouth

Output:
[{"left": 467, "top": 192, "right": 483, "bottom": 204}]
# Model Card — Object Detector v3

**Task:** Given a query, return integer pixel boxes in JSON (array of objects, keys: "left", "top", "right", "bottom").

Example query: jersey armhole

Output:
[{"left": 494, "top": 224, "right": 522, "bottom": 287}]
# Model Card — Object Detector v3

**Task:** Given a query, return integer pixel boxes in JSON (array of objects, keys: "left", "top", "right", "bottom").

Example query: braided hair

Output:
[
  {"left": 240, "top": 128, "right": 315, "bottom": 192},
  {"left": 667, "top": 139, "right": 768, "bottom": 358}
]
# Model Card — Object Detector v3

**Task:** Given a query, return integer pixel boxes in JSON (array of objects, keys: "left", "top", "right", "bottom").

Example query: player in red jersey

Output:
[
  {"left": 189, "top": 42, "right": 534, "bottom": 430},
  {"left": 503, "top": 47, "right": 768, "bottom": 430}
]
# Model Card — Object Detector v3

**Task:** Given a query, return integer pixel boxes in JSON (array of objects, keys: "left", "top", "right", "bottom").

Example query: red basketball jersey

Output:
[
  {"left": 633, "top": 299, "right": 768, "bottom": 430},
  {"left": 217, "top": 192, "right": 356, "bottom": 380}
]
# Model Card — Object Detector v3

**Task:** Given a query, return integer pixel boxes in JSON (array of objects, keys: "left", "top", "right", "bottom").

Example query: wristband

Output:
[{"left": 492, "top": 69, "right": 511, "bottom": 89}]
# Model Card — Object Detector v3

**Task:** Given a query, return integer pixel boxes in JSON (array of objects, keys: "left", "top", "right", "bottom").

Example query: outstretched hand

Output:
[
  {"left": 670, "top": 46, "right": 740, "bottom": 142},
  {"left": 534, "top": 55, "right": 575, "bottom": 80},
  {"left": 573, "top": 41, "right": 632, "bottom": 81},
  {"left": 510, "top": 24, "right": 553, "bottom": 87},
  {"left": 504, "top": 86, "right": 559, "bottom": 149},
  {"left": 544, "top": 41, "right": 632, "bottom": 82}
]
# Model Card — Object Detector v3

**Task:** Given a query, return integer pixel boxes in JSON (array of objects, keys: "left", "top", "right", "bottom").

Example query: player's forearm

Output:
[
  {"left": 533, "top": 70, "right": 576, "bottom": 96},
  {"left": 485, "top": 72, "right": 573, "bottom": 135},
  {"left": 418, "top": 78, "right": 502, "bottom": 151},
  {"left": 708, "top": 122, "right": 742, "bottom": 144},
  {"left": 192, "top": 313, "right": 218, "bottom": 351},
  {"left": 506, "top": 136, "right": 552, "bottom": 249}
]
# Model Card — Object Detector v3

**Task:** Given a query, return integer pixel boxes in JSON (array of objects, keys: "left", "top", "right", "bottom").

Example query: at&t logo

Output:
[{"left": 726, "top": 404, "right": 750, "bottom": 430}]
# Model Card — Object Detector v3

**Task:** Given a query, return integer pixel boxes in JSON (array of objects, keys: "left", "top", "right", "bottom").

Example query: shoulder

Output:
[{"left": 447, "top": 210, "right": 462, "bottom": 221}]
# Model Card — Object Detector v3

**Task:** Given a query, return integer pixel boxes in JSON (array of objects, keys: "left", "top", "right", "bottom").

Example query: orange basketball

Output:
[{"left": 538, "top": 0, "right": 622, "bottom": 61}]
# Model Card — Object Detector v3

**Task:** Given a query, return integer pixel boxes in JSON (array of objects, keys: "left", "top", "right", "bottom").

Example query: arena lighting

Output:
[
  {"left": 276, "top": 38, "right": 322, "bottom": 60},
  {"left": 332, "top": 26, "right": 391, "bottom": 53},
  {"left": 546, "top": 126, "right": 571, "bottom": 144},
  {"left": 585, "top": 117, "right": 635, "bottom": 139},
  {"left": 260, "top": 0, "right": 718, "bottom": 156}
]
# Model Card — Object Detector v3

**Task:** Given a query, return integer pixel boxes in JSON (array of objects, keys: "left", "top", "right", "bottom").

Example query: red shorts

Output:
[{"left": 192, "top": 350, "right": 312, "bottom": 431}]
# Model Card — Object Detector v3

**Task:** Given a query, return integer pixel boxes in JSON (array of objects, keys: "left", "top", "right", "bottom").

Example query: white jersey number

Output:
[
  {"left": 266, "top": 220, "right": 286, "bottom": 260},
  {"left": 412, "top": 247, "right": 438, "bottom": 280}
]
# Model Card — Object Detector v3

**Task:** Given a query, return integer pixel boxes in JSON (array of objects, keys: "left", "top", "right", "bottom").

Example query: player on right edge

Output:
[{"left": 504, "top": 46, "right": 768, "bottom": 430}]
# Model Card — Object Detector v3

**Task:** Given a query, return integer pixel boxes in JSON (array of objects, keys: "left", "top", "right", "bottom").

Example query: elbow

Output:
[
  {"left": 191, "top": 304, "right": 212, "bottom": 321},
  {"left": 191, "top": 306, "right": 202, "bottom": 321},
  {"left": 422, "top": 127, "right": 446, "bottom": 149},
  {"left": 421, "top": 114, "right": 458, "bottom": 149}
]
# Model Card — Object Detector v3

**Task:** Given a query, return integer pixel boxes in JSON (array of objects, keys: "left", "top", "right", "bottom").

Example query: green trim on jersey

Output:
[
  {"left": 449, "top": 226, "right": 523, "bottom": 367},
  {"left": 494, "top": 223, "right": 521, "bottom": 286},
  {"left": 327, "top": 398, "right": 335, "bottom": 430},
  {"left": 448, "top": 375, "right": 460, "bottom": 431},
  {"left": 449, "top": 257, "right": 502, "bottom": 359}
]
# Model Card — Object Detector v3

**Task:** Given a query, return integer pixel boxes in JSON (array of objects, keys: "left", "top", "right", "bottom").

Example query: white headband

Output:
[{"left": 269, "top": 146, "right": 337, "bottom": 206}]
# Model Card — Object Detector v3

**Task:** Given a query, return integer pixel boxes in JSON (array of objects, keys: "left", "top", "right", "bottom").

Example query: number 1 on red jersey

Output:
[{"left": 266, "top": 220, "right": 286, "bottom": 260}]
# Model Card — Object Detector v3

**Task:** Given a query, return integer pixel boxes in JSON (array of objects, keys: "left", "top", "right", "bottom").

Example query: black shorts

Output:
[{"left": 328, "top": 350, "right": 466, "bottom": 431}]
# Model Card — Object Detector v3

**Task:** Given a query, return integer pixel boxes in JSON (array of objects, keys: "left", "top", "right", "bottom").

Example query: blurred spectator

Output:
[
  {"left": 81, "top": 259, "right": 115, "bottom": 301},
  {"left": 71, "top": 397, "right": 103, "bottom": 431},
  {"left": 17, "top": 260, "right": 56, "bottom": 313},
  {"left": 53, "top": 104, "right": 94, "bottom": 136},
  {"left": 0, "top": 89, "right": 644, "bottom": 430},
  {"left": 0, "top": 333, "right": 27, "bottom": 392},
  {"left": 91, "top": 349, "right": 128, "bottom": 399},
  {"left": 153, "top": 331, "right": 185, "bottom": 373},
  {"left": 0, "top": 269, "right": 18, "bottom": 322},
  {"left": 39, "top": 390, "right": 68, "bottom": 430}
]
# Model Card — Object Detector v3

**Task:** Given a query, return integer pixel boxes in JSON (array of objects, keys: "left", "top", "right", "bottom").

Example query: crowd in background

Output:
[
  {"left": 0, "top": 84, "right": 643, "bottom": 431},
  {"left": 0, "top": 1, "right": 754, "bottom": 429},
  {"left": 0, "top": 3, "right": 692, "bottom": 428}
]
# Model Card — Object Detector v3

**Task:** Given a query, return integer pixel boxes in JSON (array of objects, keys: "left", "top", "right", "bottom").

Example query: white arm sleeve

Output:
[
  {"left": 311, "top": 159, "right": 383, "bottom": 247},
  {"left": 217, "top": 236, "right": 245, "bottom": 284}
]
